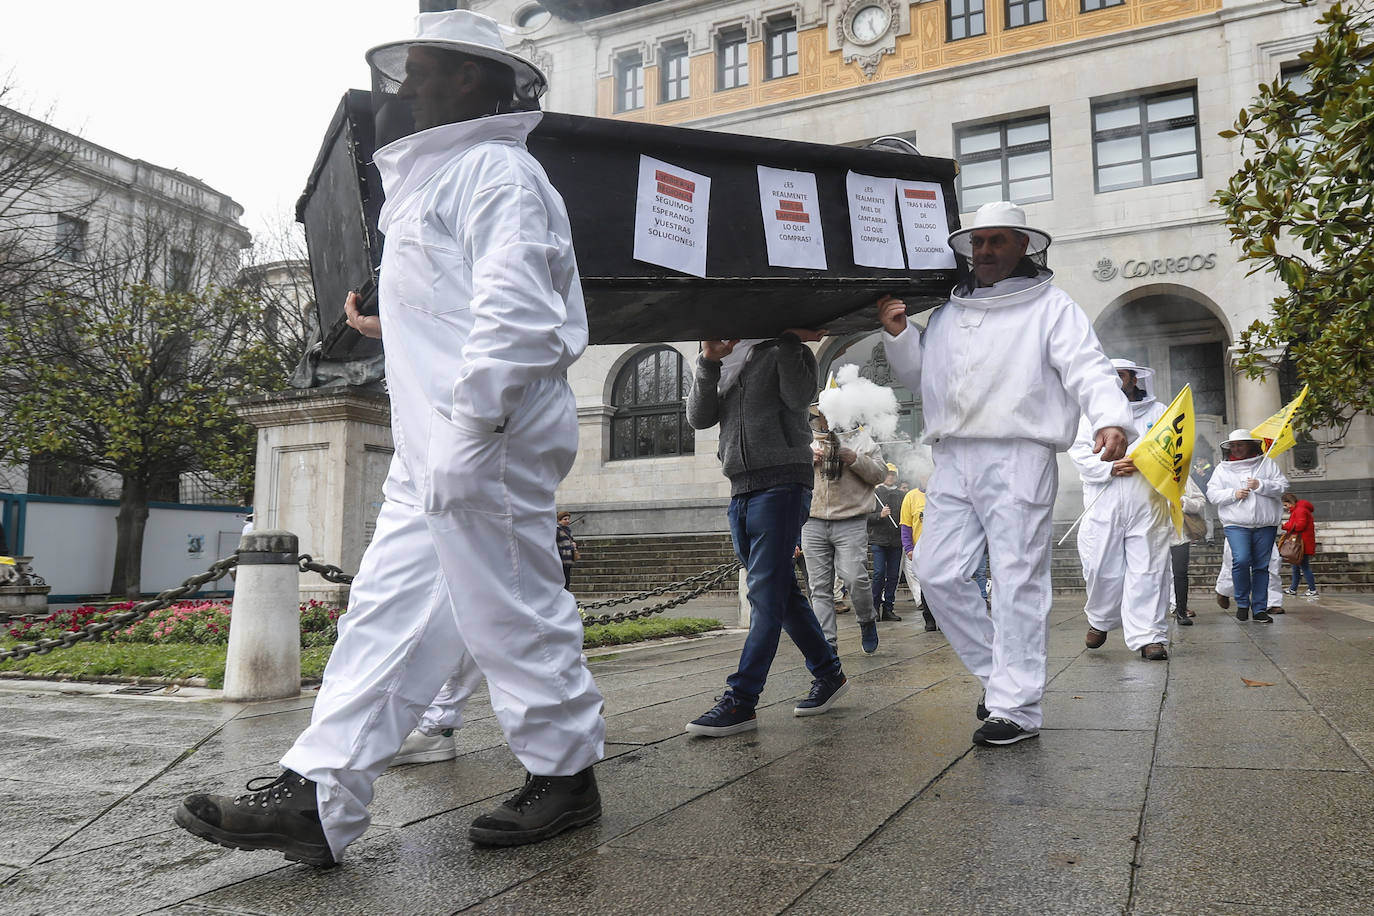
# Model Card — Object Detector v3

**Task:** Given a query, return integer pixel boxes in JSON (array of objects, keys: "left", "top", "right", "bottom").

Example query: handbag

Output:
[
  {"left": 1277, "top": 531, "right": 1304, "bottom": 564},
  {"left": 1181, "top": 511, "right": 1207, "bottom": 542}
]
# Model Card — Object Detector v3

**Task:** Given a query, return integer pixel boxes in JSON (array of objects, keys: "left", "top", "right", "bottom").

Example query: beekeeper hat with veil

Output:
[
  {"left": 946, "top": 201, "right": 1053, "bottom": 292},
  {"left": 366, "top": 10, "right": 549, "bottom": 146}
]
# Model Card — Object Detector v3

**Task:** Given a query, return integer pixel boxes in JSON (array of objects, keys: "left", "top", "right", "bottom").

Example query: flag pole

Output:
[
  {"left": 874, "top": 492, "right": 901, "bottom": 529},
  {"left": 1058, "top": 478, "right": 1115, "bottom": 546}
]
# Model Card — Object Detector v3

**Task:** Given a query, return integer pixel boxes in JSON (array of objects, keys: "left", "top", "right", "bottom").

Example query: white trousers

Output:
[
  {"left": 1076, "top": 478, "right": 1172, "bottom": 650},
  {"left": 1215, "top": 541, "right": 1283, "bottom": 608},
  {"left": 915, "top": 439, "right": 1057, "bottom": 731},
  {"left": 280, "top": 376, "right": 605, "bottom": 861}
]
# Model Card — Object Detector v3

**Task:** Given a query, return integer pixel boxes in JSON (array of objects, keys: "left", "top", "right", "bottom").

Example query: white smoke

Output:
[
  {"left": 818, "top": 364, "right": 899, "bottom": 440},
  {"left": 818, "top": 364, "right": 934, "bottom": 488}
]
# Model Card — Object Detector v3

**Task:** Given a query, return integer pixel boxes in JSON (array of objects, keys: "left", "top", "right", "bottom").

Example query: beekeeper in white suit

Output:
[
  {"left": 175, "top": 10, "right": 604, "bottom": 867},
  {"left": 1069, "top": 359, "right": 1173, "bottom": 661},
  {"left": 876, "top": 201, "right": 1132, "bottom": 747}
]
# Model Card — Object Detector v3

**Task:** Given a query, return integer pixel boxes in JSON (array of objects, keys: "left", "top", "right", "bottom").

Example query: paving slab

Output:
[
  {"left": 1136, "top": 767, "right": 1374, "bottom": 915},
  {"left": 1155, "top": 707, "right": 1366, "bottom": 771},
  {"left": 788, "top": 798, "right": 1138, "bottom": 916},
  {"left": 468, "top": 845, "right": 826, "bottom": 915}
]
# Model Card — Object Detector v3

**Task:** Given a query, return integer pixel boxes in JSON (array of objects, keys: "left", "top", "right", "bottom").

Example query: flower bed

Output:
[{"left": 5, "top": 599, "right": 347, "bottom": 648}]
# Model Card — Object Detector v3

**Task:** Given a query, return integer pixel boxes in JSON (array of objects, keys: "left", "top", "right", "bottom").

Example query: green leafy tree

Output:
[
  {"left": 1215, "top": 0, "right": 1374, "bottom": 437},
  {"left": 0, "top": 281, "right": 276, "bottom": 596}
]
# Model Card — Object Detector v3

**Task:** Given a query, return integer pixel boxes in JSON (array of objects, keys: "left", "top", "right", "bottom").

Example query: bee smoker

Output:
[{"left": 816, "top": 429, "right": 844, "bottom": 481}]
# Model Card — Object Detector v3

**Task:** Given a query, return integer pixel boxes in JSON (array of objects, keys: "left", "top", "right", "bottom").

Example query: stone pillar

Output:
[
  {"left": 1230, "top": 347, "right": 1284, "bottom": 431},
  {"left": 234, "top": 388, "right": 392, "bottom": 606},
  {"left": 224, "top": 530, "right": 300, "bottom": 702}
]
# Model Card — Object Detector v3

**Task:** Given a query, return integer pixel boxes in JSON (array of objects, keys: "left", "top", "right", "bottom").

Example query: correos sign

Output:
[{"left": 1093, "top": 254, "right": 1217, "bottom": 281}]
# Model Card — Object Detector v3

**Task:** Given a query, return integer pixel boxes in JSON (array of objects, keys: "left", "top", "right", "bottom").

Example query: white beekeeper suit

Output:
[
  {"left": 1068, "top": 360, "right": 1172, "bottom": 652},
  {"left": 883, "top": 202, "right": 1132, "bottom": 735},
  {"left": 278, "top": 108, "right": 605, "bottom": 860}
]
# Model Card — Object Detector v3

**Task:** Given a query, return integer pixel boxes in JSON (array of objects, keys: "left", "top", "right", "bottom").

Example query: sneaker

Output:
[
  {"left": 1085, "top": 627, "right": 1107, "bottom": 649},
  {"left": 834, "top": 602, "right": 851, "bottom": 615},
  {"left": 1283, "top": 587, "right": 1297, "bottom": 596},
  {"left": 685, "top": 693, "right": 757, "bottom": 737},
  {"left": 1268, "top": 606, "right": 1285, "bottom": 615},
  {"left": 860, "top": 621, "right": 879, "bottom": 655},
  {"left": 794, "top": 674, "right": 850, "bottom": 716},
  {"left": 1252, "top": 610, "right": 1274, "bottom": 623},
  {"left": 972, "top": 717, "right": 1039, "bottom": 747},
  {"left": 1235, "top": 605, "right": 1249, "bottom": 622},
  {"left": 390, "top": 728, "right": 457, "bottom": 766},
  {"left": 1174, "top": 610, "right": 1194, "bottom": 626},
  {"left": 1216, "top": 593, "right": 1231, "bottom": 610},
  {"left": 467, "top": 767, "right": 601, "bottom": 847},
  {"left": 1304, "top": 589, "right": 1319, "bottom": 598},
  {"left": 976, "top": 692, "right": 989, "bottom": 721},
  {"left": 174, "top": 770, "right": 335, "bottom": 868},
  {"left": 1139, "top": 642, "right": 1168, "bottom": 660}
]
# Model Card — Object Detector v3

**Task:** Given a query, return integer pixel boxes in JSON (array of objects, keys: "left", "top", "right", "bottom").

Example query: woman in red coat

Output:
[{"left": 1281, "top": 493, "right": 1319, "bottom": 597}]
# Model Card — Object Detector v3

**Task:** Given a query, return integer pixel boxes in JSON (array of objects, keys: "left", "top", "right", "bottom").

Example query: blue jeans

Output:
[
  {"left": 871, "top": 543, "right": 902, "bottom": 608},
  {"left": 1291, "top": 555, "right": 1316, "bottom": 591},
  {"left": 1224, "top": 525, "right": 1278, "bottom": 610},
  {"left": 727, "top": 484, "right": 842, "bottom": 706},
  {"left": 972, "top": 549, "right": 990, "bottom": 600}
]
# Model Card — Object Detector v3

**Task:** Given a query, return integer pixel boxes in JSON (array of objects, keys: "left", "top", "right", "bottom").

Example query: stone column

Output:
[
  {"left": 234, "top": 389, "right": 392, "bottom": 606},
  {"left": 1230, "top": 346, "right": 1284, "bottom": 431}
]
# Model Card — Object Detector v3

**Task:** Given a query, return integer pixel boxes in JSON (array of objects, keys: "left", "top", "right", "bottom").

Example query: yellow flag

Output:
[
  {"left": 1127, "top": 385, "right": 1195, "bottom": 536},
  {"left": 1250, "top": 384, "right": 1309, "bottom": 459}
]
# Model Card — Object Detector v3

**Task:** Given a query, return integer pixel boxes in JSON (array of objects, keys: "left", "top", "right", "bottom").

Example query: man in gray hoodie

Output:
[{"left": 683, "top": 332, "right": 849, "bottom": 737}]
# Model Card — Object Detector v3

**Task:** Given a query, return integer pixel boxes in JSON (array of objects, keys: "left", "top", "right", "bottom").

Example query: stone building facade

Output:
[
  {"left": 473, "top": 0, "right": 1371, "bottom": 550},
  {"left": 0, "top": 104, "right": 253, "bottom": 500}
]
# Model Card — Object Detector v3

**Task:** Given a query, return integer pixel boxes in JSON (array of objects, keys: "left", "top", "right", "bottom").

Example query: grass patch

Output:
[
  {"left": 582, "top": 616, "right": 722, "bottom": 648},
  {"left": 0, "top": 618, "right": 719, "bottom": 686}
]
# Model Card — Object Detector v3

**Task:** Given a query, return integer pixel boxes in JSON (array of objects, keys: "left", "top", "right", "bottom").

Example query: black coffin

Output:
[{"left": 297, "top": 97, "right": 959, "bottom": 353}]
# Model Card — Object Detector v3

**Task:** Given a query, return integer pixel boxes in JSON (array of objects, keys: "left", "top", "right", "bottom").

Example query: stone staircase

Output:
[
  {"left": 571, "top": 533, "right": 739, "bottom": 599},
  {"left": 572, "top": 531, "right": 1374, "bottom": 600}
]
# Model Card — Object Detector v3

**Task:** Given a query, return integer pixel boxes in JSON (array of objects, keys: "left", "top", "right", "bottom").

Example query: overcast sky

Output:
[{"left": 2, "top": 1, "right": 424, "bottom": 249}]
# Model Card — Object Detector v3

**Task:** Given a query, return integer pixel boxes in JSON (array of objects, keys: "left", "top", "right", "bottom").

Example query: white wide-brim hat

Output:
[
  {"left": 1221, "top": 428, "right": 1262, "bottom": 451},
  {"left": 366, "top": 10, "right": 548, "bottom": 102},
  {"left": 1110, "top": 357, "right": 1154, "bottom": 381},
  {"left": 947, "top": 201, "right": 1052, "bottom": 257}
]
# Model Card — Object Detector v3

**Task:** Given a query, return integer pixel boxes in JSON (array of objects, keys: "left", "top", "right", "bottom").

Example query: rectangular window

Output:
[
  {"left": 1081, "top": 0, "right": 1124, "bottom": 10},
  {"left": 1092, "top": 88, "right": 1200, "bottom": 193},
  {"left": 660, "top": 42, "right": 690, "bottom": 102},
  {"left": 1281, "top": 63, "right": 1317, "bottom": 147},
  {"left": 55, "top": 214, "right": 87, "bottom": 262},
  {"left": 616, "top": 54, "right": 645, "bottom": 112},
  {"left": 766, "top": 18, "right": 798, "bottom": 79},
  {"left": 1006, "top": 0, "right": 1046, "bottom": 27},
  {"left": 955, "top": 114, "right": 1052, "bottom": 211},
  {"left": 168, "top": 248, "right": 194, "bottom": 292},
  {"left": 948, "top": 0, "right": 986, "bottom": 40},
  {"left": 718, "top": 29, "right": 749, "bottom": 90}
]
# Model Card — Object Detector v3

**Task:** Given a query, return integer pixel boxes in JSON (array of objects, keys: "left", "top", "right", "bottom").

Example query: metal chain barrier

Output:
[
  {"left": 579, "top": 560, "right": 741, "bottom": 626},
  {"left": 0, "top": 555, "right": 240, "bottom": 663},
  {"left": 0, "top": 551, "right": 738, "bottom": 662}
]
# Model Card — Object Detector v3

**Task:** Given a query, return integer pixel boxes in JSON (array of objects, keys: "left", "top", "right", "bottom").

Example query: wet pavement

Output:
[{"left": 3, "top": 592, "right": 1373, "bottom": 915}]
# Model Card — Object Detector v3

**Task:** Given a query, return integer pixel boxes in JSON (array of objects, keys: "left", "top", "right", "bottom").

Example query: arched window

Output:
[{"left": 611, "top": 347, "right": 694, "bottom": 460}]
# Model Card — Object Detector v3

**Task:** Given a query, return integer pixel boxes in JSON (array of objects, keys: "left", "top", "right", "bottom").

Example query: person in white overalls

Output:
[
  {"left": 877, "top": 201, "right": 1132, "bottom": 747},
  {"left": 1069, "top": 360, "right": 1173, "bottom": 660},
  {"left": 174, "top": 11, "right": 605, "bottom": 867}
]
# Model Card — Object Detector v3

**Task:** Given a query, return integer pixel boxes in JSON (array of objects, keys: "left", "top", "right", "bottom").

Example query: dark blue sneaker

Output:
[
  {"left": 794, "top": 675, "right": 849, "bottom": 716},
  {"left": 685, "top": 693, "right": 756, "bottom": 737},
  {"left": 860, "top": 621, "right": 879, "bottom": 655}
]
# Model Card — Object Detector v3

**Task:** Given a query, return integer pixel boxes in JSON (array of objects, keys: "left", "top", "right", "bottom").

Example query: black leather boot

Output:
[
  {"left": 879, "top": 603, "right": 902, "bottom": 622},
  {"left": 175, "top": 770, "right": 335, "bottom": 867},
  {"left": 468, "top": 766, "right": 602, "bottom": 846}
]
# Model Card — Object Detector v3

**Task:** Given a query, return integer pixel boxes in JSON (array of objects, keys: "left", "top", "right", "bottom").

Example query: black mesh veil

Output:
[{"left": 369, "top": 44, "right": 545, "bottom": 148}]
